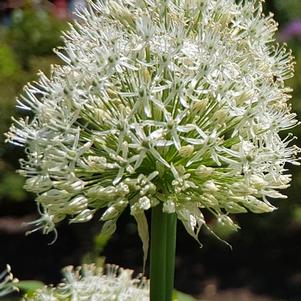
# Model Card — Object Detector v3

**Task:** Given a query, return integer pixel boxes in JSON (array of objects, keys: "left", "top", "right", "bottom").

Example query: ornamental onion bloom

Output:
[
  {"left": 25, "top": 264, "right": 148, "bottom": 301},
  {"left": 6, "top": 0, "right": 299, "bottom": 249},
  {"left": 0, "top": 265, "right": 18, "bottom": 297}
]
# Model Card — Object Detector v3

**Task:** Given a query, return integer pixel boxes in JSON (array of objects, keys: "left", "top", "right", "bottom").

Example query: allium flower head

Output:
[
  {"left": 25, "top": 264, "right": 149, "bottom": 301},
  {"left": 7, "top": 0, "right": 299, "bottom": 246},
  {"left": 0, "top": 265, "right": 19, "bottom": 297}
]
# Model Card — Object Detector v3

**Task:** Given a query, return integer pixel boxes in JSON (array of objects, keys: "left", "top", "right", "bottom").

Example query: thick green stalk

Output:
[
  {"left": 150, "top": 204, "right": 167, "bottom": 301},
  {"left": 165, "top": 213, "right": 177, "bottom": 301},
  {"left": 150, "top": 204, "right": 177, "bottom": 301}
]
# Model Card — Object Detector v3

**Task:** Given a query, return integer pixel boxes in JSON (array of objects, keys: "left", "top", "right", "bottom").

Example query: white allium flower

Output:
[
  {"left": 25, "top": 264, "right": 149, "bottom": 301},
  {"left": 0, "top": 265, "right": 19, "bottom": 297},
  {"left": 6, "top": 0, "right": 300, "bottom": 247}
]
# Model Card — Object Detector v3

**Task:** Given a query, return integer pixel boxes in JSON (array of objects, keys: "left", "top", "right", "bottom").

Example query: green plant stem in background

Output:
[{"left": 150, "top": 204, "right": 177, "bottom": 301}]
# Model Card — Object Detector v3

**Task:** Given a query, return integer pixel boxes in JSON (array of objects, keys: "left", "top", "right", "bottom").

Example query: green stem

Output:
[
  {"left": 150, "top": 204, "right": 167, "bottom": 301},
  {"left": 165, "top": 213, "right": 177, "bottom": 301},
  {"left": 150, "top": 204, "right": 177, "bottom": 301}
]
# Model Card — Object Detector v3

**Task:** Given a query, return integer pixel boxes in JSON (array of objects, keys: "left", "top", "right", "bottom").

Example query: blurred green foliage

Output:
[
  {"left": 81, "top": 231, "right": 111, "bottom": 265},
  {"left": 0, "top": 8, "right": 65, "bottom": 206},
  {"left": 173, "top": 291, "right": 198, "bottom": 301},
  {"left": 15, "top": 281, "right": 45, "bottom": 296},
  {"left": 263, "top": 0, "right": 301, "bottom": 24},
  {"left": 2, "top": 9, "right": 66, "bottom": 69},
  {"left": 273, "top": 0, "right": 301, "bottom": 22},
  {"left": 0, "top": 45, "right": 20, "bottom": 79}
]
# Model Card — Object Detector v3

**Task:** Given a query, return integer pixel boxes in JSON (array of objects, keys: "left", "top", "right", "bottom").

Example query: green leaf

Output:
[
  {"left": 173, "top": 290, "right": 198, "bottom": 301},
  {"left": 16, "top": 280, "right": 44, "bottom": 293}
]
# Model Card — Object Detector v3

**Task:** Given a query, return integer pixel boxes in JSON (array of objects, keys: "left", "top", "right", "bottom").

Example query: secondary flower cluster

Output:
[
  {"left": 7, "top": 0, "right": 299, "bottom": 245},
  {"left": 25, "top": 264, "right": 148, "bottom": 301}
]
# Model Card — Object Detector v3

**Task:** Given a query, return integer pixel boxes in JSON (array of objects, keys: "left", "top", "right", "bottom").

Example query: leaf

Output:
[
  {"left": 16, "top": 280, "right": 44, "bottom": 293},
  {"left": 173, "top": 290, "right": 199, "bottom": 301}
]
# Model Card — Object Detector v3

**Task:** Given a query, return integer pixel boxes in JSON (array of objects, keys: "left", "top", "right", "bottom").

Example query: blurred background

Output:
[{"left": 0, "top": 1, "right": 301, "bottom": 300}]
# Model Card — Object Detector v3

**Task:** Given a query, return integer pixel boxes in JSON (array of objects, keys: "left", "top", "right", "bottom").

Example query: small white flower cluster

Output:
[
  {"left": 0, "top": 265, "right": 18, "bottom": 297},
  {"left": 25, "top": 264, "right": 148, "bottom": 301},
  {"left": 7, "top": 0, "right": 299, "bottom": 244}
]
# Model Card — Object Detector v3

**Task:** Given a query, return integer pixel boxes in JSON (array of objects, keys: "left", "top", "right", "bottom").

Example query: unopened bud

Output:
[
  {"left": 195, "top": 165, "right": 214, "bottom": 177},
  {"left": 213, "top": 109, "right": 228, "bottom": 123},
  {"left": 202, "top": 180, "right": 219, "bottom": 192},
  {"left": 179, "top": 145, "right": 194, "bottom": 157},
  {"left": 191, "top": 98, "right": 208, "bottom": 113}
]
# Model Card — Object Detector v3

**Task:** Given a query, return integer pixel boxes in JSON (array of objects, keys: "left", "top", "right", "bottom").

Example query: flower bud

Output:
[
  {"left": 195, "top": 165, "right": 214, "bottom": 177},
  {"left": 179, "top": 145, "right": 194, "bottom": 157},
  {"left": 202, "top": 180, "right": 219, "bottom": 192},
  {"left": 191, "top": 98, "right": 208, "bottom": 113},
  {"left": 163, "top": 199, "right": 176, "bottom": 213}
]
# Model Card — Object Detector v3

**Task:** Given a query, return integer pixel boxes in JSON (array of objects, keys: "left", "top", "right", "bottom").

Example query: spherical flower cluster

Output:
[
  {"left": 7, "top": 0, "right": 299, "bottom": 245},
  {"left": 25, "top": 264, "right": 148, "bottom": 301},
  {"left": 0, "top": 265, "right": 18, "bottom": 297}
]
